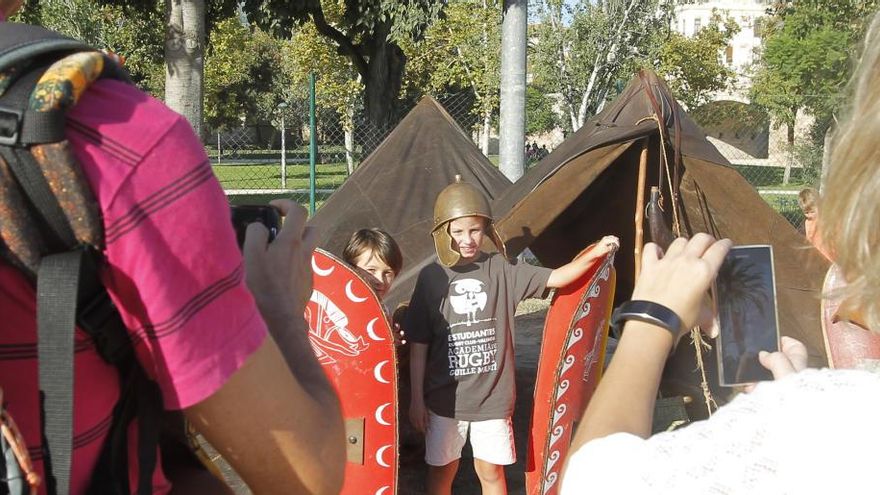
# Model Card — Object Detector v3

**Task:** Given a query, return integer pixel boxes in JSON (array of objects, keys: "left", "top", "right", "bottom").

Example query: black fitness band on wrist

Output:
[{"left": 610, "top": 300, "right": 683, "bottom": 338}]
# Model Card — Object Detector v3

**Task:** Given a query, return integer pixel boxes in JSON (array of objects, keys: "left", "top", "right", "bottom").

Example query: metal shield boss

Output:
[{"left": 431, "top": 175, "right": 505, "bottom": 267}]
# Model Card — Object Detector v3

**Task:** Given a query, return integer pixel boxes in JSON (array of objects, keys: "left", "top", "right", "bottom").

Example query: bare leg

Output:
[
  {"left": 473, "top": 458, "right": 507, "bottom": 495},
  {"left": 427, "top": 460, "right": 460, "bottom": 495}
]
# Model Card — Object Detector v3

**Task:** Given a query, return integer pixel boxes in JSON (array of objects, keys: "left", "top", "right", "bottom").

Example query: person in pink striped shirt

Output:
[{"left": 0, "top": 2, "right": 344, "bottom": 493}]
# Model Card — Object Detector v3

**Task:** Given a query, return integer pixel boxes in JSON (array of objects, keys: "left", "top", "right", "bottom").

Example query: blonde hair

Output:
[
  {"left": 821, "top": 11, "right": 880, "bottom": 331},
  {"left": 798, "top": 187, "right": 819, "bottom": 215}
]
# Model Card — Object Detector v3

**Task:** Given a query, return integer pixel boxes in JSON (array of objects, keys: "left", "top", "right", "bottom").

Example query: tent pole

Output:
[{"left": 634, "top": 139, "right": 649, "bottom": 278}]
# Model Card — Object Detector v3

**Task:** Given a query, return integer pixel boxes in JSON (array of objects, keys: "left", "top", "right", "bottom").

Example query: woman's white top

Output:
[{"left": 561, "top": 369, "right": 880, "bottom": 495}]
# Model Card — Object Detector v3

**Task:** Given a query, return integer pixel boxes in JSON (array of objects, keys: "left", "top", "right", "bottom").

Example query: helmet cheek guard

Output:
[{"left": 431, "top": 175, "right": 507, "bottom": 267}]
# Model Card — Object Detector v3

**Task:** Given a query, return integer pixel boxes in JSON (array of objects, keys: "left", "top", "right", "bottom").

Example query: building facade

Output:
[{"left": 672, "top": 0, "right": 770, "bottom": 92}]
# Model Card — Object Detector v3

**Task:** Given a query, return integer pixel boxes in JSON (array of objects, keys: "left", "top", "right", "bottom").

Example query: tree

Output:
[
  {"left": 242, "top": 0, "right": 445, "bottom": 126},
  {"left": 287, "top": 18, "right": 363, "bottom": 174},
  {"left": 403, "top": 0, "right": 501, "bottom": 154},
  {"left": 164, "top": 0, "right": 205, "bottom": 138},
  {"left": 655, "top": 14, "right": 738, "bottom": 110},
  {"left": 750, "top": 0, "right": 878, "bottom": 183},
  {"left": 204, "top": 18, "right": 285, "bottom": 131},
  {"left": 530, "top": 0, "right": 670, "bottom": 131},
  {"left": 15, "top": 0, "right": 165, "bottom": 96},
  {"left": 525, "top": 85, "right": 559, "bottom": 136},
  {"left": 751, "top": 0, "right": 879, "bottom": 145},
  {"left": 93, "top": 0, "right": 243, "bottom": 138}
]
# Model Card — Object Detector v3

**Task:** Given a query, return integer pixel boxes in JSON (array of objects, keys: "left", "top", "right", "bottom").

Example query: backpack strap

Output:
[
  {"left": 0, "top": 24, "right": 94, "bottom": 149},
  {"left": 0, "top": 26, "right": 150, "bottom": 495}
]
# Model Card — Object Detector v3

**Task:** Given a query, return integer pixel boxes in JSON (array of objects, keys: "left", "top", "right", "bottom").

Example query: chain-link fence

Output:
[
  {"left": 208, "top": 84, "right": 823, "bottom": 231},
  {"left": 694, "top": 97, "right": 828, "bottom": 230},
  {"left": 208, "top": 88, "right": 484, "bottom": 210}
]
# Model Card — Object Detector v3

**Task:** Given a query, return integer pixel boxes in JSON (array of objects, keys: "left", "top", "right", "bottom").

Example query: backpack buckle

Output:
[{"left": 0, "top": 105, "right": 23, "bottom": 146}]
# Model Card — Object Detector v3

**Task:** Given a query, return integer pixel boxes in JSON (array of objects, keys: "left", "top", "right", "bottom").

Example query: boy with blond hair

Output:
[{"left": 405, "top": 176, "right": 617, "bottom": 494}]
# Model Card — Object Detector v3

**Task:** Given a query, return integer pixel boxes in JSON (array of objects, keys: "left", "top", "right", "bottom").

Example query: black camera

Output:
[{"left": 230, "top": 205, "right": 281, "bottom": 248}]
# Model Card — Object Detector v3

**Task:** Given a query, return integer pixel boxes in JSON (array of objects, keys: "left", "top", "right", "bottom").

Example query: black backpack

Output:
[{"left": 0, "top": 23, "right": 206, "bottom": 495}]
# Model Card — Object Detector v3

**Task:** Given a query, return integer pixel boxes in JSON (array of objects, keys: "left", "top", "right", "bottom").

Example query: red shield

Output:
[
  {"left": 821, "top": 264, "right": 880, "bottom": 369},
  {"left": 526, "top": 251, "right": 616, "bottom": 495},
  {"left": 307, "top": 249, "right": 398, "bottom": 494}
]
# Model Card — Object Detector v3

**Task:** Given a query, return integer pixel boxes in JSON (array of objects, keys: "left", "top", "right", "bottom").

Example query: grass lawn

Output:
[
  {"left": 212, "top": 161, "right": 349, "bottom": 190},
  {"left": 760, "top": 192, "right": 804, "bottom": 227},
  {"left": 226, "top": 192, "right": 332, "bottom": 214}
]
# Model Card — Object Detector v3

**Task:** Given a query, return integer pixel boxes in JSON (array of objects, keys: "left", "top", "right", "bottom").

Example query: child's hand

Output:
[
  {"left": 596, "top": 235, "right": 620, "bottom": 255},
  {"left": 409, "top": 398, "right": 428, "bottom": 433},
  {"left": 393, "top": 323, "right": 407, "bottom": 346}
]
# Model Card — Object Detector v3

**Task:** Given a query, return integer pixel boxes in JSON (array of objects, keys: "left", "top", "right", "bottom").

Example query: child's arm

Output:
[
  {"left": 547, "top": 235, "right": 619, "bottom": 289},
  {"left": 409, "top": 343, "right": 430, "bottom": 432}
]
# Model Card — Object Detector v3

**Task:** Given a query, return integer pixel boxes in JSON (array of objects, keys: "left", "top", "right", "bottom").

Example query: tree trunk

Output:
[
  {"left": 569, "top": 110, "right": 579, "bottom": 133},
  {"left": 820, "top": 125, "right": 833, "bottom": 191},
  {"left": 481, "top": 109, "right": 491, "bottom": 156},
  {"left": 165, "top": 0, "right": 205, "bottom": 139},
  {"left": 362, "top": 26, "right": 405, "bottom": 128},
  {"left": 344, "top": 127, "right": 355, "bottom": 175},
  {"left": 499, "top": 0, "right": 527, "bottom": 182},
  {"left": 574, "top": 0, "right": 642, "bottom": 130},
  {"left": 783, "top": 109, "right": 796, "bottom": 185}
]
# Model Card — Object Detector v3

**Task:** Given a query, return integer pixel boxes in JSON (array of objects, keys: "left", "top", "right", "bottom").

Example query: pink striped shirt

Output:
[{"left": 0, "top": 78, "right": 267, "bottom": 493}]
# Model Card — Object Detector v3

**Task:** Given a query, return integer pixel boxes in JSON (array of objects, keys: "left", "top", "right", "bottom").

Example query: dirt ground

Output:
[{"left": 213, "top": 298, "right": 551, "bottom": 495}]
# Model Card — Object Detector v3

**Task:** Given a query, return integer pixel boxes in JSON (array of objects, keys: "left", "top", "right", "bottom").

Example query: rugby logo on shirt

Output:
[{"left": 449, "top": 279, "right": 489, "bottom": 328}]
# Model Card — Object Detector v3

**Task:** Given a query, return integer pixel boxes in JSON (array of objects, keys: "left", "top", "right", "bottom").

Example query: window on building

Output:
[
  {"left": 726, "top": 45, "right": 734, "bottom": 65},
  {"left": 694, "top": 17, "right": 702, "bottom": 33},
  {"left": 754, "top": 18, "right": 764, "bottom": 38}
]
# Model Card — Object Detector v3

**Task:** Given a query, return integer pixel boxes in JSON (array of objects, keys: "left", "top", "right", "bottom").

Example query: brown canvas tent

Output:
[
  {"left": 494, "top": 70, "right": 829, "bottom": 377},
  {"left": 308, "top": 97, "right": 512, "bottom": 310}
]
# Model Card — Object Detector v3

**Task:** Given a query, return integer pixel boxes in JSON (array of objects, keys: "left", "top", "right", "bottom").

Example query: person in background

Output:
[
  {"left": 560, "top": 12, "right": 880, "bottom": 493},
  {"left": 798, "top": 187, "right": 833, "bottom": 261}
]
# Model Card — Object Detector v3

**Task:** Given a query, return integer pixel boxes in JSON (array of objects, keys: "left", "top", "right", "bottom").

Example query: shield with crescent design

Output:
[
  {"left": 526, "top": 249, "right": 616, "bottom": 495},
  {"left": 308, "top": 249, "right": 398, "bottom": 494}
]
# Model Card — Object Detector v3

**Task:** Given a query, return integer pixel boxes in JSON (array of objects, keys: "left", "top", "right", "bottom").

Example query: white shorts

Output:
[{"left": 424, "top": 411, "right": 516, "bottom": 466}]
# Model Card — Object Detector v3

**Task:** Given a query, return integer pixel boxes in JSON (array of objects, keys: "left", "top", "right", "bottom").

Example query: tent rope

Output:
[
  {"left": 637, "top": 113, "right": 717, "bottom": 418},
  {"left": 635, "top": 115, "right": 682, "bottom": 235}
]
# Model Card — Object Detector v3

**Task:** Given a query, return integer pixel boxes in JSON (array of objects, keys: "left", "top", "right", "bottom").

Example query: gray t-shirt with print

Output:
[{"left": 405, "top": 252, "right": 551, "bottom": 421}]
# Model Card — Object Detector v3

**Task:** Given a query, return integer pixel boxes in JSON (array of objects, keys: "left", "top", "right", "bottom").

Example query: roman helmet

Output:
[{"left": 431, "top": 175, "right": 507, "bottom": 267}]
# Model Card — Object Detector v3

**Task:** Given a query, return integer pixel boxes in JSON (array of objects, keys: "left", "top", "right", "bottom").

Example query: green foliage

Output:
[
  {"left": 287, "top": 14, "right": 362, "bottom": 130},
  {"left": 242, "top": 0, "right": 443, "bottom": 43},
  {"left": 526, "top": 85, "right": 558, "bottom": 135},
  {"left": 94, "top": 0, "right": 240, "bottom": 35},
  {"left": 655, "top": 14, "right": 738, "bottom": 109},
  {"left": 204, "top": 18, "right": 284, "bottom": 130},
  {"left": 750, "top": 0, "right": 879, "bottom": 142},
  {"left": 241, "top": 0, "right": 446, "bottom": 124},
  {"left": 402, "top": 0, "right": 501, "bottom": 125},
  {"left": 530, "top": 0, "right": 671, "bottom": 129},
  {"left": 15, "top": 0, "right": 165, "bottom": 96}
]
